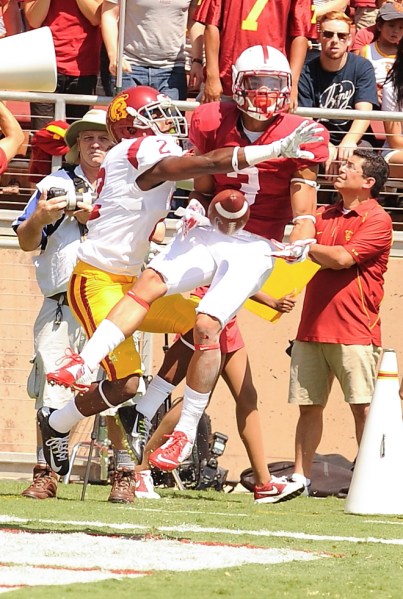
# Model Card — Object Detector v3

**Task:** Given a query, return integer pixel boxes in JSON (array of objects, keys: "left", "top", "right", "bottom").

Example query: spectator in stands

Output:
[
  {"left": 350, "top": 0, "right": 379, "bottom": 29},
  {"left": 101, "top": 0, "right": 203, "bottom": 100},
  {"left": 288, "top": 149, "right": 392, "bottom": 494},
  {"left": 381, "top": 34, "right": 403, "bottom": 179},
  {"left": 192, "top": 0, "right": 312, "bottom": 109},
  {"left": 358, "top": 1, "right": 403, "bottom": 101},
  {"left": 12, "top": 109, "right": 113, "bottom": 500},
  {"left": 351, "top": 0, "right": 400, "bottom": 52},
  {"left": 0, "top": 100, "right": 24, "bottom": 173},
  {"left": 307, "top": 1, "right": 351, "bottom": 61},
  {"left": 0, "top": 0, "right": 23, "bottom": 35},
  {"left": 23, "top": 0, "right": 103, "bottom": 131},
  {"left": 298, "top": 11, "right": 378, "bottom": 180},
  {"left": 28, "top": 120, "right": 69, "bottom": 188}
]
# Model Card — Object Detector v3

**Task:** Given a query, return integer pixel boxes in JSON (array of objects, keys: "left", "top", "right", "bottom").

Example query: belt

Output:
[{"left": 48, "top": 292, "right": 69, "bottom": 306}]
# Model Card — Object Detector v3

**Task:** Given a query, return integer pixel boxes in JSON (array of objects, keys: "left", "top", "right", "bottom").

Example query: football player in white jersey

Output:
[{"left": 40, "top": 79, "right": 323, "bottom": 489}]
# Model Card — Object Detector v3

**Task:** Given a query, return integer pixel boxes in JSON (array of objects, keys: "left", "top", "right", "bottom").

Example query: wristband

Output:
[
  {"left": 231, "top": 146, "right": 240, "bottom": 172},
  {"left": 292, "top": 215, "right": 316, "bottom": 224},
  {"left": 243, "top": 141, "right": 281, "bottom": 166},
  {"left": 192, "top": 57, "right": 203, "bottom": 64}
]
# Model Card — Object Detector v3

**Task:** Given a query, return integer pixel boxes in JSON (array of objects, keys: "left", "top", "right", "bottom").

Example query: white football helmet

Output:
[{"left": 232, "top": 45, "right": 292, "bottom": 120}]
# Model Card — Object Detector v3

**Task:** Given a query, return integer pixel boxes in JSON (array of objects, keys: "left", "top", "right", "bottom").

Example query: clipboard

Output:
[{"left": 244, "top": 258, "right": 320, "bottom": 322}]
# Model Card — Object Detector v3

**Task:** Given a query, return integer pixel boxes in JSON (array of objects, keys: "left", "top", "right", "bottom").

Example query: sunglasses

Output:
[{"left": 321, "top": 30, "right": 350, "bottom": 41}]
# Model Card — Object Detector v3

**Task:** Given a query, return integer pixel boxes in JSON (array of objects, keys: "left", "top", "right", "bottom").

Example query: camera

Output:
[
  {"left": 47, "top": 186, "right": 91, "bottom": 211},
  {"left": 196, "top": 431, "right": 229, "bottom": 491}
]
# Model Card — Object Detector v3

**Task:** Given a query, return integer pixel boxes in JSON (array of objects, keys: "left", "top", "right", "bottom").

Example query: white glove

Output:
[
  {"left": 278, "top": 120, "right": 324, "bottom": 160},
  {"left": 144, "top": 241, "right": 163, "bottom": 265},
  {"left": 270, "top": 238, "right": 317, "bottom": 264},
  {"left": 243, "top": 120, "right": 325, "bottom": 167},
  {"left": 175, "top": 199, "right": 209, "bottom": 239}
]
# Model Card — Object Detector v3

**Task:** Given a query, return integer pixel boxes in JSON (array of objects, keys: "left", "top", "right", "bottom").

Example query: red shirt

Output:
[
  {"left": 189, "top": 101, "right": 329, "bottom": 241},
  {"left": 0, "top": 147, "right": 7, "bottom": 175},
  {"left": 297, "top": 200, "right": 392, "bottom": 346},
  {"left": 350, "top": 1, "right": 376, "bottom": 7},
  {"left": 351, "top": 24, "right": 377, "bottom": 52},
  {"left": 194, "top": 0, "right": 312, "bottom": 96},
  {"left": 39, "top": 0, "right": 101, "bottom": 76}
]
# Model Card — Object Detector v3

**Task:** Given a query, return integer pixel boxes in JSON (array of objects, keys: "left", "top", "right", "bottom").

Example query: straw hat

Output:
[{"left": 65, "top": 109, "right": 108, "bottom": 164}]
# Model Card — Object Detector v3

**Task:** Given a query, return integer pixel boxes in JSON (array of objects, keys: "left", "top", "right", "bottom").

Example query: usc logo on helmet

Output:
[{"left": 108, "top": 93, "right": 130, "bottom": 123}]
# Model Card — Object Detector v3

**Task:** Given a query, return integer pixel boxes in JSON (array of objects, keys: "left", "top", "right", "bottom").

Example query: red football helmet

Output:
[
  {"left": 106, "top": 85, "right": 188, "bottom": 143},
  {"left": 232, "top": 45, "right": 292, "bottom": 121}
]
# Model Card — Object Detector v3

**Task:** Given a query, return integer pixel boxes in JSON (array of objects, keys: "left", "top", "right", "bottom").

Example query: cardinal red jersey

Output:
[
  {"left": 194, "top": 0, "right": 312, "bottom": 95},
  {"left": 189, "top": 101, "right": 329, "bottom": 241}
]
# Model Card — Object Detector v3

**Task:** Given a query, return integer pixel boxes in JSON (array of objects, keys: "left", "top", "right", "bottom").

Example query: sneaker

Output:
[
  {"left": 37, "top": 407, "right": 70, "bottom": 477},
  {"left": 254, "top": 475, "right": 304, "bottom": 504},
  {"left": 108, "top": 468, "right": 136, "bottom": 503},
  {"left": 135, "top": 470, "right": 161, "bottom": 499},
  {"left": 118, "top": 405, "right": 152, "bottom": 463},
  {"left": 148, "top": 431, "right": 193, "bottom": 472},
  {"left": 46, "top": 348, "right": 91, "bottom": 393},
  {"left": 21, "top": 464, "right": 58, "bottom": 500},
  {"left": 130, "top": 411, "right": 152, "bottom": 463},
  {"left": 290, "top": 473, "right": 311, "bottom": 496}
]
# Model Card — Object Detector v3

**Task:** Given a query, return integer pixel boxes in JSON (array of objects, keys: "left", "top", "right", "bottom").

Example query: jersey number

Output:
[
  {"left": 227, "top": 166, "right": 260, "bottom": 204},
  {"left": 241, "top": 0, "right": 270, "bottom": 31}
]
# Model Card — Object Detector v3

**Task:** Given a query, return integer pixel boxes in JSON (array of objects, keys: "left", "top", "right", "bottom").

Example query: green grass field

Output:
[{"left": 1, "top": 480, "right": 403, "bottom": 598}]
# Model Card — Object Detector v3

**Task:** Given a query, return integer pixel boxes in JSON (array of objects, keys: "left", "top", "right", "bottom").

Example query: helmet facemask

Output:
[
  {"left": 233, "top": 70, "right": 291, "bottom": 120},
  {"left": 127, "top": 99, "right": 188, "bottom": 138}
]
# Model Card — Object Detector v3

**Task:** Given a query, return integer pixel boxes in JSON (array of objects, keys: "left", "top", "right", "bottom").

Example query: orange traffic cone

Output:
[{"left": 345, "top": 349, "right": 403, "bottom": 515}]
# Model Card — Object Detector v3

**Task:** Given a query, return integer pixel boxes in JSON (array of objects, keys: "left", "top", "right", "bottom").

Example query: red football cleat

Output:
[
  {"left": 46, "top": 349, "right": 91, "bottom": 393},
  {"left": 149, "top": 431, "right": 193, "bottom": 472}
]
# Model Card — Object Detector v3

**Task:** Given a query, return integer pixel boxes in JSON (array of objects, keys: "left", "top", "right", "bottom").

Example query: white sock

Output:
[
  {"left": 81, "top": 319, "right": 125, "bottom": 372},
  {"left": 174, "top": 384, "right": 210, "bottom": 444},
  {"left": 291, "top": 472, "right": 311, "bottom": 487},
  {"left": 49, "top": 400, "right": 84, "bottom": 433},
  {"left": 135, "top": 375, "right": 175, "bottom": 421}
]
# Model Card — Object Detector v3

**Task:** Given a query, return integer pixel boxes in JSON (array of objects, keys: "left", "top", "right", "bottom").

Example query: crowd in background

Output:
[{"left": 0, "top": 0, "right": 401, "bottom": 502}]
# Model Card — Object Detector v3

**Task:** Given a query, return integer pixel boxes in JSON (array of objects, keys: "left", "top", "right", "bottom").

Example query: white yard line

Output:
[
  {"left": 0, "top": 529, "right": 322, "bottom": 592},
  {"left": 1, "top": 514, "right": 403, "bottom": 546}
]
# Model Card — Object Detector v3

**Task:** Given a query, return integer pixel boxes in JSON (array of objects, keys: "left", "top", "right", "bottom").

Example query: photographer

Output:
[{"left": 12, "top": 109, "right": 113, "bottom": 500}]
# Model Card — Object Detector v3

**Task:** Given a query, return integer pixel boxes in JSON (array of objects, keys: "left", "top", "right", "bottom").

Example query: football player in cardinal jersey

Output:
[{"left": 41, "top": 64, "right": 326, "bottom": 501}]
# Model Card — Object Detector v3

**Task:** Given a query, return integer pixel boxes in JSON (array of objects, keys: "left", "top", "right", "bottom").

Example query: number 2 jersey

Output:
[
  {"left": 77, "top": 135, "right": 183, "bottom": 277},
  {"left": 189, "top": 101, "right": 329, "bottom": 242}
]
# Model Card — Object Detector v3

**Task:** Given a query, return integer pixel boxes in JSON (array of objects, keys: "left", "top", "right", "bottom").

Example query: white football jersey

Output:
[{"left": 77, "top": 135, "right": 183, "bottom": 276}]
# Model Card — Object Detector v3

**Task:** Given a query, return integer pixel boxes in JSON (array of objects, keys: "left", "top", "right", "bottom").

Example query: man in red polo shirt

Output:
[{"left": 288, "top": 148, "right": 392, "bottom": 494}]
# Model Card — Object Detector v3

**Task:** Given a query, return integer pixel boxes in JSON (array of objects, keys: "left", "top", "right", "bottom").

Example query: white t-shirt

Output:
[
  {"left": 78, "top": 135, "right": 183, "bottom": 276},
  {"left": 107, "top": 0, "right": 192, "bottom": 68}
]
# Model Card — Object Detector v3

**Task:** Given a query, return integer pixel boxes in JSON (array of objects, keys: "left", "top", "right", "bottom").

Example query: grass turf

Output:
[{"left": 1, "top": 480, "right": 403, "bottom": 598}]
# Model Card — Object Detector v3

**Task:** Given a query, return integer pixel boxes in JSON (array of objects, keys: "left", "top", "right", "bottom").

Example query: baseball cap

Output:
[
  {"left": 378, "top": 2, "right": 403, "bottom": 21},
  {"left": 65, "top": 109, "right": 108, "bottom": 164}
]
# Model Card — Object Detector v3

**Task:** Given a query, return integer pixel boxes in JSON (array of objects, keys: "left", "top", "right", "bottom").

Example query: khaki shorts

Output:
[{"left": 288, "top": 341, "right": 382, "bottom": 406}]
